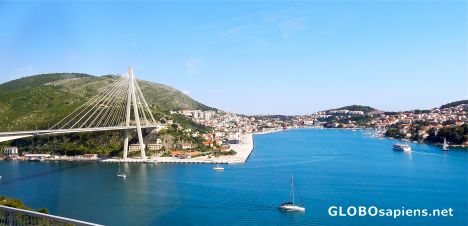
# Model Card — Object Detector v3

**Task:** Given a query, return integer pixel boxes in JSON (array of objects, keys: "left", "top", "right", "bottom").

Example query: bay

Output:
[{"left": 0, "top": 129, "right": 466, "bottom": 226}]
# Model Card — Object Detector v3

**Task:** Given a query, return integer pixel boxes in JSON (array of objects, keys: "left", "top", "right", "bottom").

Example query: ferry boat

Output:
[
  {"left": 393, "top": 143, "right": 411, "bottom": 152},
  {"left": 278, "top": 174, "right": 305, "bottom": 212},
  {"left": 442, "top": 138, "right": 449, "bottom": 151},
  {"left": 213, "top": 164, "right": 224, "bottom": 171}
]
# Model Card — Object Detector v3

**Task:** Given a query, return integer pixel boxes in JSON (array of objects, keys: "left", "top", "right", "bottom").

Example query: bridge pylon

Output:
[
  {"left": 0, "top": 67, "right": 158, "bottom": 158},
  {"left": 123, "top": 67, "right": 146, "bottom": 159}
]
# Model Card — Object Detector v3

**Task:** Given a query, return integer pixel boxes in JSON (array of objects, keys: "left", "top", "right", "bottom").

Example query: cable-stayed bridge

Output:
[{"left": 0, "top": 67, "right": 159, "bottom": 159}]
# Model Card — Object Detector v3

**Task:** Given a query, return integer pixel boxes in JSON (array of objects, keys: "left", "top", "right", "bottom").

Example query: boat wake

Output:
[
  {"left": 410, "top": 151, "right": 466, "bottom": 160},
  {"left": 242, "top": 156, "right": 335, "bottom": 170}
]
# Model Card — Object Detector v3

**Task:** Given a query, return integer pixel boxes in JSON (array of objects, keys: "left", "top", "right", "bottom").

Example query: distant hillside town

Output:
[{"left": 172, "top": 101, "right": 468, "bottom": 147}]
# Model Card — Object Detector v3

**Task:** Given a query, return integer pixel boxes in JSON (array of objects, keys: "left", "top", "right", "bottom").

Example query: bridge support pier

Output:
[{"left": 123, "top": 130, "right": 129, "bottom": 159}]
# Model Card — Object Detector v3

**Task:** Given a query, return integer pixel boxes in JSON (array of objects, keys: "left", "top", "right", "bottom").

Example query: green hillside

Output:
[
  {"left": 0, "top": 73, "right": 211, "bottom": 132},
  {"left": 440, "top": 100, "right": 468, "bottom": 109},
  {"left": 336, "top": 105, "right": 377, "bottom": 113}
]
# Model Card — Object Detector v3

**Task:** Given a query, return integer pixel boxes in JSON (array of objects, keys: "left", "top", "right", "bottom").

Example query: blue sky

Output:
[{"left": 0, "top": 0, "right": 466, "bottom": 115}]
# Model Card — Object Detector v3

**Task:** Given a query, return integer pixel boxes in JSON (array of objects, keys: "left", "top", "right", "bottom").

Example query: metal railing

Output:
[{"left": 0, "top": 205, "right": 103, "bottom": 226}]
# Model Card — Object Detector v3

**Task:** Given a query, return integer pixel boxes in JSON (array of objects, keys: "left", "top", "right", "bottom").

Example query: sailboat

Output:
[
  {"left": 117, "top": 162, "right": 127, "bottom": 178},
  {"left": 278, "top": 174, "right": 305, "bottom": 212},
  {"left": 442, "top": 138, "right": 449, "bottom": 151}
]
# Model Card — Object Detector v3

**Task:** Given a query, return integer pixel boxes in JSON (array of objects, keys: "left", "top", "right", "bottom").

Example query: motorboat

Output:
[
  {"left": 213, "top": 164, "right": 224, "bottom": 171},
  {"left": 393, "top": 143, "right": 411, "bottom": 152}
]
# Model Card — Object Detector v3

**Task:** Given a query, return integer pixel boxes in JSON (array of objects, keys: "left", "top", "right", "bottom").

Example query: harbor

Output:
[{"left": 0, "top": 129, "right": 466, "bottom": 226}]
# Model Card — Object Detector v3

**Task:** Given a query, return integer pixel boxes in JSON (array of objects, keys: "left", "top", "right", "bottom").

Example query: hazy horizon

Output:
[{"left": 1, "top": 1, "right": 466, "bottom": 115}]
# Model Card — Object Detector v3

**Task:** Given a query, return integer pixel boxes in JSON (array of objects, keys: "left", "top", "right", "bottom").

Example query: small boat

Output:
[
  {"left": 213, "top": 164, "right": 224, "bottom": 171},
  {"left": 393, "top": 143, "right": 411, "bottom": 152},
  {"left": 278, "top": 174, "right": 305, "bottom": 212},
  {"left": 117, "top": 162, "right": 127, "bottom": 178},
  {"left": 28, "top": 157, "right": 40, "bottom": 162},
  {"left": 442, "top": 138, "right": 449, "bottom": 151}
]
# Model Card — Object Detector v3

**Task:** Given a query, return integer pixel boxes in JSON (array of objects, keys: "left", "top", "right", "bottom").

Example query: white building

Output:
[
  {"left": 147, "top": 143, "right": 163, "bottom": 151},
  {"left": 23, "top": 154, "right": 51, "bottom": 158},
  {"left": 129, "top": 144, "right": 146, "bottom": 152},
  {"left": 1, "top": 147, "right": 18, "bottom": 156}
]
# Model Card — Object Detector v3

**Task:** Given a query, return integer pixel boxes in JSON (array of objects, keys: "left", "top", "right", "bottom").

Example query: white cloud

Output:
[
  {"left": 185, "top": 59, "right": 204, "bottom": 75},
  {"left": 278, "top": 19, "right": 307, "bottom": 39},
  {"left": 182, "top": 90, "right": 191, "bottom": 95}
]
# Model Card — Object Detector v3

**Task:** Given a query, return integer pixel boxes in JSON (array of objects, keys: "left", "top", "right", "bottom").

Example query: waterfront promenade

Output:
[
  {"left": 101, "top": 133, "right": 254, "bottom": 164},
  {"left": 154, "top": 133, "right": 254, "bottom": 164}
]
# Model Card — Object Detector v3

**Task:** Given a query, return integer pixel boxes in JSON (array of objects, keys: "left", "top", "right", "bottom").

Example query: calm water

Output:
[{"left": 0, "top": 129, "right": 467, "bottom": 226}]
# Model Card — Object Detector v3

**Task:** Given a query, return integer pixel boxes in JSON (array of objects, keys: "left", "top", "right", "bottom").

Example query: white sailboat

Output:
[
  {"left": 117, "top": 162, "right": 127, "bottom": 178},
  {"left": 278, "top": 174, "right": 305, "bottom": 212},
  {"left": 442, "top": 138, "right": 449, "bottom": 151}
]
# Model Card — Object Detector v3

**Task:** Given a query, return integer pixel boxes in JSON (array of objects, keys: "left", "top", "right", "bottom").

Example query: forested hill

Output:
[
  {"left": 440, "top": 100, "right": 468, "bottom": 109},
  {"left": 0, "top": 73, "right": 212, "bottom": 132},
  {"left": 336, "top": 105, "right": 378, "bottom": 113}
]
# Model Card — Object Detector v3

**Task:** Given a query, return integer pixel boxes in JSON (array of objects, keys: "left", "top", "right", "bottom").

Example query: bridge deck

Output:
[{"left": 0, "top": 125, "right": 159, "bottom": 143}]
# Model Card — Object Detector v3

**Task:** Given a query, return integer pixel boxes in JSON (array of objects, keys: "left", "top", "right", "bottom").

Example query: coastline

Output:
[
  {"left": 152, "top": 133, "right": 254, "bottom": 164},
  {"left": 254, "top": 127, "right": 468, "bottom": 149},
  {"left": 2, "top": 134, "right": 256, "bottom": 164},
  {"left": 6, "top": 127, "right": 465, "bottom": 164}
]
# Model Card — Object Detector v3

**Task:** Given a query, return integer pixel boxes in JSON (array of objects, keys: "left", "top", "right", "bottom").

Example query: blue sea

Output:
[{"left": 0, "top": 129, "right": 467, "bottom": 226}]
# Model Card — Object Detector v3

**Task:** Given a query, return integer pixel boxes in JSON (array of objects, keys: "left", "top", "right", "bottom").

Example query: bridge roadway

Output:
[{"left": 0, "top": 125, "right": 159, "bottom": 143}]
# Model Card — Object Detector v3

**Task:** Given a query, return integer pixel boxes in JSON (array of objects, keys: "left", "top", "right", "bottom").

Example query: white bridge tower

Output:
[{"left": 123, "top": 67, "right": 146, "bottom": 159}]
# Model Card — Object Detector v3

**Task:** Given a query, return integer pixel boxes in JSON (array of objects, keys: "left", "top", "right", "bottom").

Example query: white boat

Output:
[
  {"left": 213, "top": 164, "right": 224, "bottom": 171},
  {"left": 393, "top": 143, "right": 411, "bottom": 152},
  {"left": 117, "top": 162, "right": 127, "bottom": 178},
  {"left": 442, "top": 138, "right": 449, "bottom": 151},
  {"left": 278, "top": 174, "right": 305, "bottom": 212}
]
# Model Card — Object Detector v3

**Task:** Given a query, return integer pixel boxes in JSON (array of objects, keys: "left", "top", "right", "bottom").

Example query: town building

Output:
[{"left": 1, "top": 147, "right": 18, "bottom": 156}]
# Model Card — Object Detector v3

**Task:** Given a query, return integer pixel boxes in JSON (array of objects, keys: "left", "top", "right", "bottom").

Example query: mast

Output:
[{"left": 291, "top": 174, "right": 295, "bottom": 205}]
